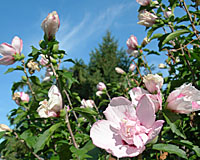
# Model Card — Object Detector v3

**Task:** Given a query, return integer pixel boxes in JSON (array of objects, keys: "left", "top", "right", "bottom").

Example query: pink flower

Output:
[
  {"left": 126, "top": 35, "right": 138, "bottom": 51},
  {"left": 136, "top": 0, "right": 151, "bottom": 6},
  {"left": 166, "top": 83, "right": 200, "bottom": 114},
  {"left": 143, "top": 74, "right": 163, "bottom": 93},
  {"left": 129, "top": 87, "right": 162, "bottom": 112},
  {"left": 0, "top": 36, "right": 23, "bottom": 65},
  {"left": 90, "top": 96, "right": 164, "bottom": 158},
  {"left": 39, "top": 54, "right": 49, "bottom": 66},
  {"left": 138, "top": 10, "right": 157, "bottom": 27},
  {"left": 13, "top": 92, "right": 29, "bottom": 105},
  {"left": 41, "top": 11, "right": 60, "bottom": 40},
  {"left": 97, "top": 82, "right": 106, "bottom": 91},
  {"left": 37, "top": 85, "right": 62, "bottom": 118}
]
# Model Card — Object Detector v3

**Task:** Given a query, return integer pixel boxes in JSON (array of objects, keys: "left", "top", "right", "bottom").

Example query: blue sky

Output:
[{"left": 0, "top": 0, "right": 167, "bottom": 126}]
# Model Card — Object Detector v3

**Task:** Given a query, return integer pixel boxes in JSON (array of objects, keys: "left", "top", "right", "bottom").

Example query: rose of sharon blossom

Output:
[
  {"left": 167, "top": 83, "right": 200, "bottom": 114},
  {"left": 136, "top": 0, "right": 151, "bottom": 6},
  {"left": 37, "top": 85, "right": 62, "bottom": 118},
  {"left": 41, "top": 11, "right": 60, "bottom": 40},
  {"left": 0, "top": 36, "right": 23, "bottom": 65},
  {"left": 143, "top": 74, "right": 163, "bottom": 93},
  {"left": 129, "top": 87, "right": 162, "bottom": 112},
  {"left": 39, "top": 54, "right": 49, "bottom": 66},
  {"left": 13, "top": 92, "right": 29, "bottom": 105},
  {"left": 90, "top": 96, "right": 164, "bottom": 158},
  {"left": 126, "top": 35, "right": 139, "bottom": 57},
  {"left": 81, "top": 99, "right": 95, "bottom": 108},
  {"left": 97, "top": 82, "right": 106, "bottom": 91},
  {"left": 138, "top": 10, "right": 157, "bottom": 27}
]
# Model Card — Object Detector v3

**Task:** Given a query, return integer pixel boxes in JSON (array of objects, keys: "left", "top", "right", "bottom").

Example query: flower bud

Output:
[
  {"left": 126, "top": 35, "right": 138, "bottom": 50},
  {"left": 13, "top": 92, "right": 29, "bottom": 105},
  {"left": 81, "top": 99, "right": 95, "bottom": 108},
  {"left": 136, "top": 0, "right": 151, "bottom": 6},
  {"left": 39, "top": 40, "right": 46, "bottom": 49},
  {"left": 158, "top": 63, "right": 166, "bottom": 69},
  {"left": 97, "top": 82, "right": 106, "bottom": 91},
  {"left": 115, "top": 67, "right": 126, "bottom": 75},
  {"left": 96, "top": 91, "right": 103, "bottom": 97},
  {"left": 141, "top": 37, "right": 149, "bottom": 47},
  {"left": 164, "top": 8, "right": 172, "bottom": 18},
  {"left": 129, "top": 64, "right": 136, "bottom": 72},
  {"left": 143, "top": 74, "right": 163, "bottom": 93},
  {"left": 52, "top": 44, "right": 59, "bottom": 53},
  {"left": 41, "top": 11, "right": 60, "bottom": 40},
  {"left": 127, "top": 49, "right": 139, "bottom": 57},
  {"left": 0, "top": 124, "right": 12, "bottom": 132},
  {"left": 138, "top": 10, "right": 157, "bottom": 27},
  {"left": 22, "top": 76, "right": 27, "bottom": 81}
]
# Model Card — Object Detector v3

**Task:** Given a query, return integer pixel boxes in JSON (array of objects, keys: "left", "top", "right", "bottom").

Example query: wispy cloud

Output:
[{"left": 58, "top": 1, "right": 135, "bottom": 52}]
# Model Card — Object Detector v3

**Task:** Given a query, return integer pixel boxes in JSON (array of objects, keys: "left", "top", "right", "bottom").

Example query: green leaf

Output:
[
  {"left": 70, "top": 140, "right": 96, "bottom": 160},
  {"left": 63, "top": 59, "right": 75, "bottom": 64},
  {"left": 11, "top": 82, "right": 25, "bottom": 94},
  {"left": 152, "top": 143, "right": 187, "bottom": 159},
  {"left": 160, "top": 29, "right": 190, "bottom": 47},
  {"left": 0, "top": 131, "right": 6, "bottom": 139},
  {"left": 20, "top": 129, "right": 37, "bottom": 148},
  {"left": 4, "top": 66, "right": 24, "bottom": 74},
  {"left": 30, "top": 76, "right": 41, "bottom": 86},
  {"left": 34, "top": 122, "right": 62, "bottom": 153},
  {"left": 149, "top": 33, "right": 163, "bottom": 41},
  {"left": 163, "top": 110, "right": 186, "bottom": 139},
  {"left": 73, "top": 107, "right": 98, "bottom": 116}
]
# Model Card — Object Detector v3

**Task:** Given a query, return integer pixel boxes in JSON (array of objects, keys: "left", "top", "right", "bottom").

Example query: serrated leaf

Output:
[
  {"left": 34, "top": 122, "right": 62, "bottom": 153},
  {"left": 163, "top": 110, "right": 186, "bottom": 139},
  {"left": 152, "top": 143, "right": 187, "bottom": 159},
  {"left": 20, "top": 129, "right": 37, "bottom": 148}
]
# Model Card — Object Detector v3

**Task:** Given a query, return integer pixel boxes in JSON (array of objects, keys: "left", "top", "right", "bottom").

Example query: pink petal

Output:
[
  {"left": 0, "top": 43, "right": 16, "bottom": 56},
  {"left": 0, "top": 56, "right": 15, "bottom": 65},
  {"left": 147, "top": 120, "right": 164, "bottom": 143},
  {"left": 104, "top": 97, "right": 136, "bottom": 126},
  {"left": 136, "top": 95, "right": 156, "bottom": 128},
  {"left": 11, "top": 36, "right": 23, "bottom": 54},
  {"left": 90, "top": 120, "right": 144, "bottom": 158}
]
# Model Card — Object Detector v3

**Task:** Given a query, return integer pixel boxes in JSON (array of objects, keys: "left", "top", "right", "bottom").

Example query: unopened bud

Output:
[
  {"left": 141, "top": 37, "right": 149, "bottom": 47},
  {"left": 22, "top": 76, "right": 27, "bottom": 81},
  {"left": 158, "top": 63, "right": 166, "bottom": 69},
  {"left": 115, "top": 67, "right": 126, "bottom": 75},
  {"left": 52, "top": 44, "right": 59, "bottom": 53}
]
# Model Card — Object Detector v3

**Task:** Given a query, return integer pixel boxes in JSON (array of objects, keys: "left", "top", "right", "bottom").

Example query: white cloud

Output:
[{"left": 58, "top": 2, "right": 135, "bottom": 52}]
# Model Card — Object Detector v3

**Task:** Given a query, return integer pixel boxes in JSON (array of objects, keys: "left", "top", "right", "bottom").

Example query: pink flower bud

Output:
[
  {"left": 41, "top": 11, "right": 60, "bottom": 40},
  {"left": 138, "top": 10, "right": 157, "bottom": 27},
  {"left": 164, "top": 8, "right": 172, "bottom": 18},
  {"left": 136, "top": 0, "right": 151, "bottom": 6},
  {"left": 115, "top": 67, "right": 126, "bottom": 75},
  {"left": 143, "top": 74, "right": 163, "bottom": 93},
  {"left": 167, "top": 83, "right": 200, "bottom": 114},
  {"left": 0, "top": 36, "right": 23, "bottom": 65},
  {"left": 13, "top": 92, "right": 29, "bottom": 105},
  {"left": 129, "top": 64, "right": 136, "bottom": 72},
  {"left": 39, "top": 54, "right": 49, "bottom": 66},
  {"left": 126, "top": 35, "right": 138, "bottom": 50},
  {"left": 97, "top": 82, "right": 106, "bottom": 91}
]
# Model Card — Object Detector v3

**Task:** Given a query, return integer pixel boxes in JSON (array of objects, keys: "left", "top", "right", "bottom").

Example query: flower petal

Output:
[
  {"left": 90, "top": 120, "right": 144, "bottom": 158},
  {"left": 104, "top": 97, "right": 136, "bottom": 126},
  {"left": 0, "top": 43, "right": 16, "bottom": 56},
  {"left": 0, "top": 56, "right": 15, "bottom": 65},
  {"left": 11, "top": 36, "right": 23, "bottom": 54},
  {"left": 147, "top": 120, "right": 164, "bottom": 143},
  {"left": 136, "top": 95, "right": 156, "bottom": 128}
]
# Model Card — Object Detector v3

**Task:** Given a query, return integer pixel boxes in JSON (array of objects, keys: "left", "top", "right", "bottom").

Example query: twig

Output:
[
  {"left": 132, "top": 59, "right": 143, "bottom": 80},
  {"left": 63, "top": 90, "right": 78, "bottom": 120},
  {"left": 181, "top": 0, "right": 200, "bottom": 42},
  {"left": 22, "top": 60, "right": 36, "bottom": 99}
]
